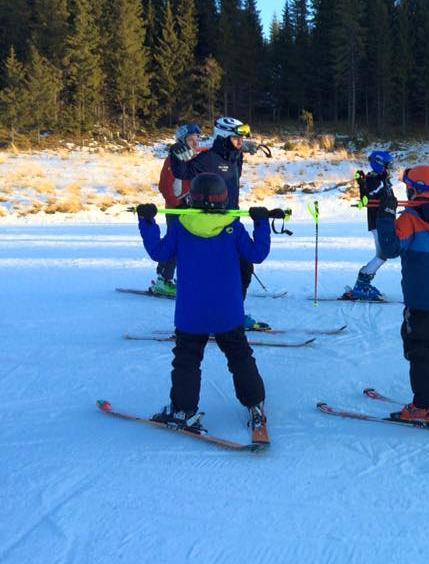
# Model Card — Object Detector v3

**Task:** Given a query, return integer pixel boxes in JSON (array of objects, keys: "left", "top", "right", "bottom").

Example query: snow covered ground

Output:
[
  {"left": 2, "top": 140, "right": 429, "bottom": 562},
  {"left": 2, "top": 215, "right": 428, "bottom": 564}
]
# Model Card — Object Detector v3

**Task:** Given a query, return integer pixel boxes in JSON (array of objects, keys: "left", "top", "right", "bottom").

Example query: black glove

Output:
[
  {"left": 136, "top": 203, "right": 157, "bottom": 221},
  {"left": 270, "top": 208, "right": 286, "bottom": 219},
  {"left": 249, "top": 207, "right": 270, "bottom": 221},
  {"left": 378, "top": 188, "right": 397, "bottom": 218},
  {"left": 170, "top": 141, "right": 194, "bottom": 162},
  {"left": 242, "top": 140, "right": 258, "bottom": 155}
]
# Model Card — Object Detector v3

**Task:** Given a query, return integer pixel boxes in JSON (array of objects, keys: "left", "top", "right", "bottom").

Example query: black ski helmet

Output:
[{"left": 190, "top": 173, "right": 228, "bottom": 210}]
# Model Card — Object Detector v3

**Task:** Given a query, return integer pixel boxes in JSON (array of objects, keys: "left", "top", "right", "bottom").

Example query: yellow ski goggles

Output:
[{"left": 233, "top": 123, "right": 251, "bottom": 138}]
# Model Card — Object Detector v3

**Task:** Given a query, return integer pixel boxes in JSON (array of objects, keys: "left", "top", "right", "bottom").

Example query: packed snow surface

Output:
[{"left": 1, "top": 215, "right": 426, "bottom": 563}]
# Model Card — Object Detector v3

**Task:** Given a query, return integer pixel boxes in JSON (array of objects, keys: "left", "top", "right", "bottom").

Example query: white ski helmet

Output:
[{"left": 213, "top": 117, "right": 251, "bottom": 139}]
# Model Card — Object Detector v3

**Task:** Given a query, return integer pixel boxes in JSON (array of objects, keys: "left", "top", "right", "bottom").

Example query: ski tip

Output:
[{"left": 97, "top": 400, "right": 112, "bottom": 413}]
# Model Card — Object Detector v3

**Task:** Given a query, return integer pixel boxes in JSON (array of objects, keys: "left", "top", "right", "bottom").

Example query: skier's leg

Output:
[
  {"left": 347, "top": 230, "right": 386, "bottom": 298},
  {"left": 156, "top": 214, "right": 177, "bottom": 283},
  {"left": 215, "top": 326, "right": 265, "bottom": 408},
  {"left": 401, "top": 308, "right": 429, "bottom": 408},
  {"left": 360, "top": 230, "right": 386, "bottom": 276},
  {"left": 170, "top": 330, "right": 209, "bottom": 412}
]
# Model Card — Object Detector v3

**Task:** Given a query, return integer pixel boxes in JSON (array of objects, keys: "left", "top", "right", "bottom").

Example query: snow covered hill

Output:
[
  {"left": 1, "top": 215, "right": 426, "bottom": 563},
  {"left": 2, "top": 136, "right": 424, "bottom": 223}
]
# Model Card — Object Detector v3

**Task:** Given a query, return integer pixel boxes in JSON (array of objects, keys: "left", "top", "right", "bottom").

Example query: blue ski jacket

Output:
[
  {"left": 377, "top": 198, "right": 429, "bottom": 310},
  {"left": 170, "top": 136, "right": 243, "bottom": 209},
  {"left": 139, "top": 215, "right": 270, "bottom": 334}
]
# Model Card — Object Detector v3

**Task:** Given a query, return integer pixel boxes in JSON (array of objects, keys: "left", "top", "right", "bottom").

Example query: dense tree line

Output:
[{"left": 0, "top": 0, "right": 428, "bottom": 141}]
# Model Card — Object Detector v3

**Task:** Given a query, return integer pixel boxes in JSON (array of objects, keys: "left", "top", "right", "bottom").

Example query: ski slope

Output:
[{"left": 1, "top": 218, "right": 426, "bottom": 564}]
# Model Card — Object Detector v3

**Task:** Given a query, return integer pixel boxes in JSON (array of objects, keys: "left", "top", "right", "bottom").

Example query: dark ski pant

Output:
[
  {"left": 156, "top": 214, "right": 177, "bottom": 281},
  {"left": 240, "top": 259, "right": 254, "bottom": 300},
  {"left": 170, "top": 326, "right": 265, "bottom": 412},
  {"left": 401, "top": 307, "right": 429, "bottom": 408}
]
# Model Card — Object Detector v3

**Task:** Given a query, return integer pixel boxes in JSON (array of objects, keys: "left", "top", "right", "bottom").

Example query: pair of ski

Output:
[
  {"left": 125, "top": 325, "right": 347, "bottom": 349},
  {"left": 318, "top": 388, "right": 429, "bottom": 431},
  {"left": 116, "top": 287, "right": 288, "bottom": 300},
  {"left": 96, "top": 400, "right": 269, "bottom": 452}
]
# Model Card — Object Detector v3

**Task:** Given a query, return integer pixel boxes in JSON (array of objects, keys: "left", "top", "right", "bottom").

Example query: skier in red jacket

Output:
[{"left": 150, "top": 123, "right": 202, "bottom": 297}]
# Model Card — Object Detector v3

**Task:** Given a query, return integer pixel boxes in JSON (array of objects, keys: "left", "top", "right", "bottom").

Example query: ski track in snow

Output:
[{"left": 2, "top": 220, "right": 428, "bottom": 563}]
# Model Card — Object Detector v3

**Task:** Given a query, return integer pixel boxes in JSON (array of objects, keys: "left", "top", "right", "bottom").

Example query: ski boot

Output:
[
  {"left": 390, "top": 403, "right": 429, "bottom": 424},
  {"left": 151, "top": 404, "right": 206, "bottom": 434},
  {"left": 248, "top": 402, "right": 267, "bottom": 431},
  {"left": 244, "top": 313, "right": 271, "bottom": 332},
  {"left": 248, "top": 402, "right": 270, "bottom": 445},
  {"left": 341, "top": 271, "right": 384, "bottom": 301},
  {"left": 150, "top": 276, "right": 177, "bottom": 298}
]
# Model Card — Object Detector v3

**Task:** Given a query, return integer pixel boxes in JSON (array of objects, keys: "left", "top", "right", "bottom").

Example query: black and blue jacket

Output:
[
  {"left": 377, "top": 198, "right": 429, "bottom": 310},
  {"left": 170, "top": 136, "right": 244, "bottom": 209},
  {"left": 139, "top": 214, "right": 270, "bottom": 334}
]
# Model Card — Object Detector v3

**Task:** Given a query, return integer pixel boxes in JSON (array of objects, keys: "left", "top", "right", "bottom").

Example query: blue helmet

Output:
[
  {"left": 368, "top": 151, "right": 394, "bottom": 174},
  {"left": 175, "top": 123, "right": 202, "bottom": 144}
]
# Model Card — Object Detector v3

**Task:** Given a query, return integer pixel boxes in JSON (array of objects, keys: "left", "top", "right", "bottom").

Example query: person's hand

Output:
[
  {"left": 249, "top": 207, "right": 270, "bottom": 221},
  {"left": 270, "top": 208, "right": 286, "bottom": 219},
  {"left": 242, "top": 140, "right": 258, "bottom": 155},
  {"left": 170, "top": 141, "right": 194, "bottom": 162},
  {"left": 378, "top": 188, "right": 397, "bottom": 218},
  {"left": 136, "top": 203, "right": 157, "bottom": 221}
]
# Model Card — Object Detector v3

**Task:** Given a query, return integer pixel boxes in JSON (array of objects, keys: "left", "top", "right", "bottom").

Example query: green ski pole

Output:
[{"left": 307, "top": 200, "right": 320, "bottom": 306}]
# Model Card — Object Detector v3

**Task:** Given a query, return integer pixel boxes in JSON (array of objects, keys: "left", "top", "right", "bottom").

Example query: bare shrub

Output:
[
  {"left": 45, "top": 183, "right": 85, "bottom": 213},
  {"left": 318, "top": 134, "right": 336, "bottom": 152}
]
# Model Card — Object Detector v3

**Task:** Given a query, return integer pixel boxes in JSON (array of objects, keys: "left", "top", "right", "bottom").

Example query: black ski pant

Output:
[
  {"left": 156, "top": 214, "right": 177, "bottom": 281},
  {"left": 240, "top": 259, "right": 254, "bottom": 300},
  {"left": 170, "top": 326, "right": 265, "bottom": 412},
  {"left": 401, "top": 307, "right": 429, "bottom": 408}
]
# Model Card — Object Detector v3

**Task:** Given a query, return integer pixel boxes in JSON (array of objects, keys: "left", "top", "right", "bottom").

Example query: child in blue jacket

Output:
[
  {"left": 137, "top": 173, "right": 272, "bottom": 432},
  {"left": 377, "top": 166, "right": 429, "bottom": 422}
]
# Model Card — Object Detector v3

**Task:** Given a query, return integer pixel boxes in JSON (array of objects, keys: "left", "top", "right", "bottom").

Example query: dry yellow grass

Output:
[
  {"left": 0, "top": 206, "right": 6, "bottom": 217},
  {"left": 45, "top": 183, "right": 86, "bottom": 213},
  {"left": 250, "top": 173, "right": 285, "bottom": 200}
]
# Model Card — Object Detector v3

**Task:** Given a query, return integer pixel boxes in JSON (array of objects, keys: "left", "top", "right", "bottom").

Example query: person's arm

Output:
[
  {"left": 235, "top": 209, "right": 271, "bottom": 264},
  {"left": 137, "top": 205, "right": 178, "bottom": 262},
  {"left": 376, "top": 190, "right": 401, "bottom": 258},
  {"left": 169, "top": 143, "right": 205, "bottom": 180}
]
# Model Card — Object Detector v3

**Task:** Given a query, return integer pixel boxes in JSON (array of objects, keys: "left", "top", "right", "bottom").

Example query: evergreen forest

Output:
[{"left": 0, "top": 0, "right": 428, "bottom": 141}]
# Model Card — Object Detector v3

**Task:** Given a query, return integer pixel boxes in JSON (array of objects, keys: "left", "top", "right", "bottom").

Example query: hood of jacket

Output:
[{"left": 179, "top": 213, "right": 237, "bottom": 238}]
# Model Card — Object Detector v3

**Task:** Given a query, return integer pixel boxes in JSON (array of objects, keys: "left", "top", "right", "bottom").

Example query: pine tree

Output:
[
  {"left": 289, "top": 0, "right": 310, "bottom": 116},
  {"left": 195, "top": 0, "right": 219, "bottom": 60},
  {"left": 176, "top": 0, "right": 198, "bottom": 119},
  {"left": 333, "top": 0, "right": 366, "bottom": 132},
  {"left": 363, "top": 0, "right": 393, "bottom": 132},
  {"left": 108, "top": 0, "right": 150, "bottom": 136},
  {"left": 64, "top": 0, "right": 104, "bottom": 134},
  {"left": 240, "top": 0, "right": 265, "bottom": 122},
  {"left": 393, "top": 0, "right": 412, "bottom": 133},
  {"left": 218, "top": 0, "right": 242, "bottom": 114},
  {"left": 0, "top": 0, "right": 32, "bottom": 63},
  {"left": 410, "top": 0, "right": 429, "bottom": 130},
  {"left": 153, "top": 0, "right": 181, "bottom": 125},
  {"left": 194, "top": 56, "right": 223, "bottom": 122},
  {"left": 30, "top": 0, "right": 69, "bottom": 67},
  {"left": 25, "top": 45, "right": 63, "bottom": 141},
  {"left": 267, "top": 14, "right": 283, "bottom": 121},
  {"left": 278, "top": 1, "right": 295, "bottom": 119},
  {"left": 0, "top": 48, "right": 28, "bottom": 143},
  {"left": 311, "top": 0, "right": 336, "bottom": 122}
]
